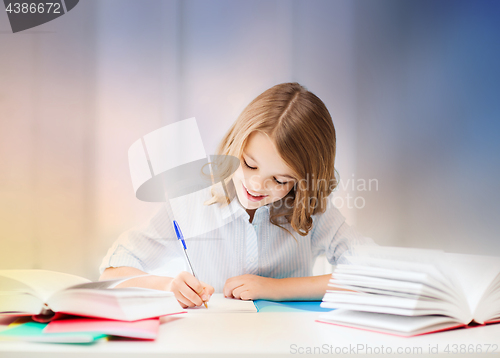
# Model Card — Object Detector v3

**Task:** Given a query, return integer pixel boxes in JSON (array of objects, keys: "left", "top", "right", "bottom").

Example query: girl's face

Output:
[{"left": 232, "top": 131, "right": 297, "bottom": 211}]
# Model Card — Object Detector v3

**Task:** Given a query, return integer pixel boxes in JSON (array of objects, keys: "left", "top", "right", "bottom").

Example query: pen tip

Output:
[{"left": 204, "top": 302, "right": 208, "bottom": 309}]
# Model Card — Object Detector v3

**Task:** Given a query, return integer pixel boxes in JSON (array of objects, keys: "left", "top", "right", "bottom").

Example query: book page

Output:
[
  {"left": 443, "top": 253, "right": 500, "bottom": 315},
  {"left": 329, "top": 274, "right": 450, "bottom": 301},
  {"left": 334, "top": 264, "right": 448, "bottom": 293},
  {"left": 62, "top": 277, "right": 138, "bottom": 290},
  {"left": 344, "top": 248, "right": 452, "bottom": 290},
  {"left": 0, "top": 270, "right": 90, "bottom": 302},
  {"left": 0, "top": 276, "right": 36, "bottom": 295},
  {"left": 185, "top": 293, "right": 257, "bottom": 313}
]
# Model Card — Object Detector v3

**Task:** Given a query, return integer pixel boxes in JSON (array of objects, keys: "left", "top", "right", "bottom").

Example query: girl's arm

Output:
[
  {"left": 273, "top": 274, "right": 332, "bottom": 300},
  {"left": 100, "top": 266, "right": 214, "bottom": 308},
  {"left": 98, "top": 204, "right": 213, "bottom": 306},
  {"left": 224, "top": 273, "right": 342, "bottom": 301},
  {"left": 274, "top": 274, "right": 333, "bottom": 300},
  {"left": 99, "top": 266, "right": 173, "bottom": 291}
]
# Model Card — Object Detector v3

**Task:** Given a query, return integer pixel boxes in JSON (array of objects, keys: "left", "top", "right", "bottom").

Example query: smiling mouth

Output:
[{"left": 242, "top": 183, "right": 268, "bottom": 198}]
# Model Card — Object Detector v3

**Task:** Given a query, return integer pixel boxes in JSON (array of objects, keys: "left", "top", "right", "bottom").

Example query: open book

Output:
[
  {"left": 0, "top": 270, "right": 185, "bottom": 321},
  {"left": 318, "top": 246, "right": 500, "bottom": 336}
]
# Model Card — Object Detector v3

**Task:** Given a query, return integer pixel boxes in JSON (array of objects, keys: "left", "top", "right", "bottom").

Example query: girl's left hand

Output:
[{"left": 223, "top": 274, "right": 279, "bottom": 300}]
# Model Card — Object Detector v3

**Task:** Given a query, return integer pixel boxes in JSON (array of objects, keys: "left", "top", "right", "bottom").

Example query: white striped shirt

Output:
[{"left": 99, "top": 188, "right": 374, "bottom": 293}]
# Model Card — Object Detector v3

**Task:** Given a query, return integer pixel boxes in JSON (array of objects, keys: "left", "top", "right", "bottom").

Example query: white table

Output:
[{"left": 1, "top": 307, "right": 500, "bottom": 357}]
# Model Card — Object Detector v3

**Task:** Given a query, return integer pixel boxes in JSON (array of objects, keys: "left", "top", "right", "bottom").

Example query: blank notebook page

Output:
[{"left": 185, "top": 293, "right": 257, "bottom": 313}]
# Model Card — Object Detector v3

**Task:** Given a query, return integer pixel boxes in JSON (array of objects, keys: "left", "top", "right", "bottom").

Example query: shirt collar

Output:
[{"left": 236, "top": 198, "right": 270, "bottom": 224}]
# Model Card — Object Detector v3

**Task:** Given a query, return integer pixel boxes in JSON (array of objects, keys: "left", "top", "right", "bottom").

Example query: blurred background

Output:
[{"left": 1, "top": 0, "right": 499, "bottom": 280}]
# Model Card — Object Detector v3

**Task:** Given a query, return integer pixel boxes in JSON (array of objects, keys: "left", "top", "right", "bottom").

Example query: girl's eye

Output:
[
  {"left": 243, "top": 159, "right": 257, "bottom": 170},
  {"left": 274, "top": 178, "right": 288, "bottom": 185},
  {"left": 243, "top": 158, "right": 289, "bottom": 185}
]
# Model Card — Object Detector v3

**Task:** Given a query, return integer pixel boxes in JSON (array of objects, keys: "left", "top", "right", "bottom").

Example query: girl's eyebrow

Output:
[
  {"left": 243, "top": 152, "right": 296, "bottom": 180},
  {"left": 278, "top": 174, "right": 296, "bottom": 180},
  {"left": 244, "top": 152, "right": 258, "bottom": 164}
]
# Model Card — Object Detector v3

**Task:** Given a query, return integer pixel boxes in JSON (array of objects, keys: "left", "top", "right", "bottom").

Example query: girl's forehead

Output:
[{"left": 244, "top": 131, "right": 276, "bottom": 154}]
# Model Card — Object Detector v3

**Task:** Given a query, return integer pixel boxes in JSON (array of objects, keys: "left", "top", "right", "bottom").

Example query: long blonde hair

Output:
[{"left": 208, "top": 82, "right": 337, "bottom": 237}]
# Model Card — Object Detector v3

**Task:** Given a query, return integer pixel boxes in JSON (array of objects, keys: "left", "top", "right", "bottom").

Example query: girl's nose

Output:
[{"left": 248, "top": 175, "right": 266, "bottom": 192}]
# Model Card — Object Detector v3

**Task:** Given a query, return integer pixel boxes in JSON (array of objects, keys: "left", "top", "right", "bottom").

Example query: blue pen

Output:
[{"left": 173, "top": 220, "right": 208, "bottom": 308}]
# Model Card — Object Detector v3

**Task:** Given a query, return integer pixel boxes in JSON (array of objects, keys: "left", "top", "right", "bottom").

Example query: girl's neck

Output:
[{"left": 246, "top": 209, "right": 256, "bottom": 223}]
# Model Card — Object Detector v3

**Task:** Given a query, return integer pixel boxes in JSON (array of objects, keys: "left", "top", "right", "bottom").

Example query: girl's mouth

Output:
[{"left": 242, "top": 183, "right": 268, "bottom": 202}]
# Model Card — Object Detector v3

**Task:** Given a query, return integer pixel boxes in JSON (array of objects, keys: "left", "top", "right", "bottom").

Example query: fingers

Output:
[
  {"left": 224, "top": 277, "right": 244, "bottom": 298},
  {"left": 174, "top": 290, "right": 193, "bottom": 308},
  {"left": 180, "top": 271, "right": 205, "bottom": 296},
  {"left": 170, "top": 271, "right": 209, "bottom": 307},
  {"left": 223, "top": 275, "right": 262, "bottom": 300},
  {"left": 199, "top": 281, "right": 215, "bottom": 302},
  {"left": 231, "top": 285, "right": 251, "bottom": 300},
  {"left": 170, "top": 282, "right": 195, "bottom": 308},
  {"left": 179, "top": 285, "right": 204, "bottom": 307},
  {"left": 239, "top": 290, "right": 253, "bottom": 301}
]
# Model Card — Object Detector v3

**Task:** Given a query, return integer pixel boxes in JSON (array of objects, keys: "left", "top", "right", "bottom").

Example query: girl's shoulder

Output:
[{"left": 311, "top": 194, "right": 345, "bottom": 221}]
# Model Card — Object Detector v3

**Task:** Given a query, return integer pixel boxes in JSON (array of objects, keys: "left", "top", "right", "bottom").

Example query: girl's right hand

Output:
[{"left": 167, "top": 271, "right": 214, "bottom": 308}]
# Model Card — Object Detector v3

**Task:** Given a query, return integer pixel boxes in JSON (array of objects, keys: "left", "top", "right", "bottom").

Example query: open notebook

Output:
[{"left": 186, "top": 293, "right": 257, "bottom": 313}]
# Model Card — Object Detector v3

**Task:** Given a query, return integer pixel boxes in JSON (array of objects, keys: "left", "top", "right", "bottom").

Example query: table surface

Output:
[{"left": 1, "top": 300, "right": 500, "bottom": 358}]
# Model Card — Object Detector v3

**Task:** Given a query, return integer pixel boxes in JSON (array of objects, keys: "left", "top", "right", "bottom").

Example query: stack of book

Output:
[
  {"left": 0, "top": 270, "right": 186, "bottom": 343},
  {"left": 318, "top": 246, "right": 500, "bottom": 336}
]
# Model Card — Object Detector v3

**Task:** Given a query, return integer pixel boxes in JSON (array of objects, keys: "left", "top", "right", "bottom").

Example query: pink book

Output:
[{"left": 44, "top": 316, "right": 164, "bottom": 340}]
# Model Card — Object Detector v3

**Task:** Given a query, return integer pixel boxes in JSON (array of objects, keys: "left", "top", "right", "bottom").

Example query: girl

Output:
[{"left": 99, "top": 82, "right": 373, "bottom": 308}]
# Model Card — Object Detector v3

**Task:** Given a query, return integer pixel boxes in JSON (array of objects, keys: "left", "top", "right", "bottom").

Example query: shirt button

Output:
[{"left": 249, "top": 257, "right": 256, "bottom": 263}]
